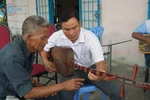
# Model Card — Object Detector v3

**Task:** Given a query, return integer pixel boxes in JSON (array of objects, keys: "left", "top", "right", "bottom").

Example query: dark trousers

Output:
[
  {"left": 145, "top": 54, "right": 150, "bottom": 64},
  {"left": 0, "top": 97, "right": 6, "bottom": 100},
  {"left": 59, "top": 70, "right": 121, "bottom": 100},
  {"left": 144, "top": 54, "right": 150, "bottom": 92}
]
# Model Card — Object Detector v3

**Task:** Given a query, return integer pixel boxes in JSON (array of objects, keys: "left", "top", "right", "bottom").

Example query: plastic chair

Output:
[
  {"left": 90, "top": 26, "right": 104, "bottom": 41},
  {"left": 31, "top": 23, "right": 58, "bottom": 85},
  {"left": 0, "top": 24, "right": 12, "bottom": 49},
  {"left": 74, "top": 26, "right": 107, "bottom": 100},
  {"left": 74, "top": 85, "right": 107, "bottom": 100}
]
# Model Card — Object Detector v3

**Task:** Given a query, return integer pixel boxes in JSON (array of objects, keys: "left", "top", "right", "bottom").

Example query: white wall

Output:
[
  {"left": 6, "top": 0, "right": 148, "bottom": 66},
  {"left": 6, "top": 0, "right": 36, "bottom": 35},
  {"left": 101, "top": 0, "right": 148, "bottom": 66}
]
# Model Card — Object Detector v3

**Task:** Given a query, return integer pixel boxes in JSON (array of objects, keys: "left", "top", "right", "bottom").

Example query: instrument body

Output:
[{"left": 49, "top": 46, "right": 74, "bottom": 77}]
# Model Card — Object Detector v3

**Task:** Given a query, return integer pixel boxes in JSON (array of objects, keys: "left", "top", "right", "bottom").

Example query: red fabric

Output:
[
  {"left": 0, "top": 25, "right": 11, "bottom": 49},
  {"left": 31, "top": 64, "right": 47, "bottom": 76},
  {"left": 49, "top": 24, "right": 57, "bottom": 37}
]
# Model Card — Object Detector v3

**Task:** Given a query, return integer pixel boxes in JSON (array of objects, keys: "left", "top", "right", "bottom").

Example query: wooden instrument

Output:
[
  {"left": 66, "top": 62, "right": 150, "bottom": 90},
  {"left": 49, "top": 46, "right": 75, "bottom": 77},
  {"left": 138, "top": 34, "right": 150, "bottom": 54},
  {"left": 49, "top": 46, "right": 150, "bottom": 99},
  {"left": 50, "top": 47, "right": 150, "bottom": 90}
]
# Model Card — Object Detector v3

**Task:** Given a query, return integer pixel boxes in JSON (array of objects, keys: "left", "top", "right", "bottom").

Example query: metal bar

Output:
[
  {"left": 79, "top": 0, "right": 82, "bottom": 24},
  {"left": 92, "top": 1, "right": 94, "bottom": 27},
  {"left": 88, "top": 1, "right": 89, "bottom": 28},
  {"left": 39, "top": 0, "right": 41, "bottom": 15},
  {"left": 36, "top": 0, "right": 38, "bottom": 15},
  {"left": 35, "top": 51, "right": 38, "bottom": 64},
  {"left": 108, "top": 45, "right": 112, "bottom": 73},
  {"left": 44, "top": 0, "right": 46, "bottom": 19},
  {"left": 102, "top": 39, "right": 132, "bottom": 73},
  {"left": 41, "top": 0, "right": 44, "bottom": 17},
  {"left": 148, "top": 0, "right": 150, "bottom": 19},
  {"left": 102, "top": 39, "right": 132, "bottom": 47},
  {"left": 84, "top": 0, "right": 85, "bottom": 28},
  {"left": 97, "top": 0, "right": 100, "bottom": 26}
]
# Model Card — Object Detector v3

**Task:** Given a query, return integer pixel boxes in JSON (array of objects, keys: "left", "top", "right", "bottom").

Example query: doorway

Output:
[
  {"left": 36, "top": 0, "right": 100, "bottom": 30},
  {"left": 54, "top": 0, "right": 78, "bottom": 23}
]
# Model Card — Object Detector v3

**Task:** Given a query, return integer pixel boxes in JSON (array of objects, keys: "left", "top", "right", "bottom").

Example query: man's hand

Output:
[
  {"left": 62, "top": 78, "right": 84, "bottom": 90},
  {"left": 43, "top": 60, "right": 56, "bottom": 72},
  {"left": 88, "top": 71, "right": 105, "bottom": 81},
  {"left": 88, "top": 71, "right": 116, "bottom": 81},
  {"left": 132, "top": 32, "right": 150, "bottom": 44},
  {"left": 31, "top": 78, "right": 44, "bottom": 87},
  {"left": 91, "top": 61, "right": 116, "bottom": 81},
  {"left": 41, "top": 50, "right": 56, "bottom": 72}
]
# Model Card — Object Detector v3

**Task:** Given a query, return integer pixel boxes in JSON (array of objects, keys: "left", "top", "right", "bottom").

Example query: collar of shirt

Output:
[{"left": 15, "top": 36, "right": 30, "bottom": 57}]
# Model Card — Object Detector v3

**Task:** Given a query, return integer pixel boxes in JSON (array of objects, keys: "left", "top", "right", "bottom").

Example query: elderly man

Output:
[{"left": 0, "top": 15, "right": 84, "bottom": 100}]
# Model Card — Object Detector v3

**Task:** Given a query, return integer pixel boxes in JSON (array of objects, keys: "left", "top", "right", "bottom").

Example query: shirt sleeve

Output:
[
  {"left": 44, "top": 33, "right": 57, "bottom": 52},
  {"left": 89, "top": 33, "right": 104, "bottom": 63},
  {"left": 134, "top": 22, "right": 148, "bottom": 34},
  {"left": 4, "top": 55, "right": 33, "bottom": 97}
]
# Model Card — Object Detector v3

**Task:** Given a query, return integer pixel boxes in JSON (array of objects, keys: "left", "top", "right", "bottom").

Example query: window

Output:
[
  {"left": 79, "top": 0, "right": 100, "bottom": 29},
  {"left": 36, "top": 0, "right": 54, "bottom": 24},
  {"left": 36, "top": 0, "right": 101, "bottom": 28}
]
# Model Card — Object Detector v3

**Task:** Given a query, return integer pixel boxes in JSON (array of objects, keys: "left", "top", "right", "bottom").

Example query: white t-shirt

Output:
[{"left": 44, "top": 27, "right": 104, "bottom": 67}]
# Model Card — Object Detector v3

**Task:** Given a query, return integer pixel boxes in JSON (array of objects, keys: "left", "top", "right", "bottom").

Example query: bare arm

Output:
[
  {"left": 24, "top": 83, "right": 64, "bottom": 99},
  {"left": 40, "top": 50, "right": 49, "bottom": 62},
  {"left": 132, "top": 32, "right": 150, "bottom": 44},
  {"left": 88, "top": 60, "right": 107, "bottom": 81},
  {"left": 41, "top": 50, "right": 56, "bottom": 72},
  {"left": 24, "top": 78, "right": 84, "bottom": 99},
  {"left": 95, "top": 60, "right": 108, "bottom": 72},
  {"left": 88, "top": 61, "right": 116, "bottom": 81}
]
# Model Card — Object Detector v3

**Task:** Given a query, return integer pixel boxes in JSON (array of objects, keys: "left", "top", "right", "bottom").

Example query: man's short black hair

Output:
[{"left": 59, "top": 8, "right": 79, "bottom": 23}]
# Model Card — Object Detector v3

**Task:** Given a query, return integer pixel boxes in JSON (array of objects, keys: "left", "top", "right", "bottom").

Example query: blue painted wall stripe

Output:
[{"left": 148, "top": 0, "right": 150, "bottom": 19}]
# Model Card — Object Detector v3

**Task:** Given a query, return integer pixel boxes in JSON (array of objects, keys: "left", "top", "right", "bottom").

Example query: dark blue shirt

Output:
[{"left": 0, "top": 36, "right": 35, "bottom": 98}]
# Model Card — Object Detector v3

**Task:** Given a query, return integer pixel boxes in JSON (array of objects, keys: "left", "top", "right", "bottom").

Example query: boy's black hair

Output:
[{"left": 59, "top": 8, "right": 79, "bottom": 23}]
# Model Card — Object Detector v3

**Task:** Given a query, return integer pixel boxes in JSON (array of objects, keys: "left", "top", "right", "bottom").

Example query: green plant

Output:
[{"left": 0, "top": 0, "right": 8, "bottom": 26}]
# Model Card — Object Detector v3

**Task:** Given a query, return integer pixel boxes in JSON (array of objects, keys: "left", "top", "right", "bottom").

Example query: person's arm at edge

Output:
[
  {"left": 24, "top": 78, "right": 84, "bottom": 99},
  {"left": 88, "top": 61, "right": 109, "bottom": 81},
  {"left": 40, "top": 50, "right": 56, "bottom": 72},
  {"left": 95, "top": 61, "right": 116, "bottom": 81},
  {"left": 132, "top": 32, "right": 150, "bottom": 44},
  {"left": 24, "top": 82, "right": 66, "bottom": 99},
  {"left": 40, "top": 50, "right": 49, "bottom": 62},
  {"left": 95, "top": 61, "right": 108, "bottom": 73}
]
